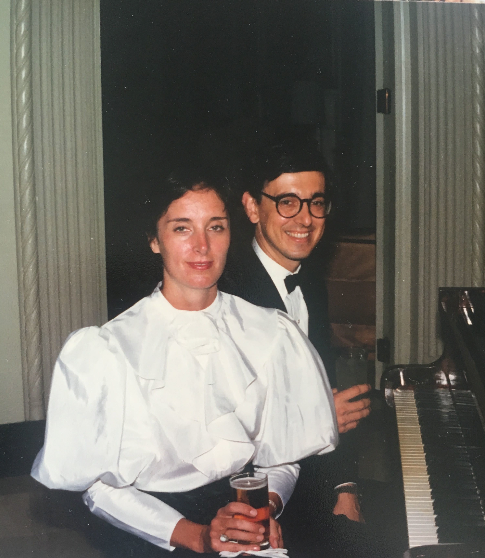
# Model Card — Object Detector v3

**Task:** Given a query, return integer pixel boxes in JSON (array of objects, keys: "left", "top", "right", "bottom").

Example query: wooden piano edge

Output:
[{"left": 379, "top": 356, "right": 466, "bottom": 408}]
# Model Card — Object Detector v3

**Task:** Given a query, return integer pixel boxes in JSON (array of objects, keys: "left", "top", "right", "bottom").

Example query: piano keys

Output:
[
  {"left": 382, "top": 288, "right": 485, "bottom": 557},
  {"left": 394, "top": 389, "right": 439, "bottom": 548}
]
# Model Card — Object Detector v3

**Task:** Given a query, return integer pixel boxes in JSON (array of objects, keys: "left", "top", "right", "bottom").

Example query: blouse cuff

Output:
[
  {"left": 255, "top": 463, "right": 300, "bottom": 517},
  {"left": 84, "top": 481, "right": 184, "bottom": 551}
]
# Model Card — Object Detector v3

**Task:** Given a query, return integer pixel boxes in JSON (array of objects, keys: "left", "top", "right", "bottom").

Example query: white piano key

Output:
[{"left": 394, "top": 389, "right": 439, "bottom": 548}]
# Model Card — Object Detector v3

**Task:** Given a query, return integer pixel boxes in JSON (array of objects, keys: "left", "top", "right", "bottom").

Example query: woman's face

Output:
[{"left": 150, "top": 188, "right": 230, "bottom": 308}]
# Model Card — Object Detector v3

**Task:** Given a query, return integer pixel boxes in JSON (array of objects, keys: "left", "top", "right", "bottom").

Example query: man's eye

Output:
[
  {"left": 280, "top": 198, "right": 297, "bottom": 206},
  {"left": 174, "top": 226, "right": 188, "bottom": 232},
  {"left": 210, "top": 224, "right": 225, "bottom": 232},
  {"left": 311, "top": 199, "right": 325, "bottom": 207}
]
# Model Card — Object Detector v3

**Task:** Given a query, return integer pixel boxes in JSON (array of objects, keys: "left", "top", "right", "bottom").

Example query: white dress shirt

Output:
[
  {"left": 32, "top": 287, "right": 337, "bottom": 551},
  {"left": 252, "top": 238, "right": 309, "bottom": 334}
]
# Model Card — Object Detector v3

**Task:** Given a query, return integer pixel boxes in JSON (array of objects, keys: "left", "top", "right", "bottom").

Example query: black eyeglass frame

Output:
[{"left": 261, "top": 192, "right": 331, "bottom": 219}]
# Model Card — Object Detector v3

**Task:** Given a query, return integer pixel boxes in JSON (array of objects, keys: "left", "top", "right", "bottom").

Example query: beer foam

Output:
[{"left": 230, "top": 476, "right": 267, "bottom": 490}]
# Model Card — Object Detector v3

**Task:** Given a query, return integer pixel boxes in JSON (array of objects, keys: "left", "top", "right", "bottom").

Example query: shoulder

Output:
[
  {"left": 57, "top": 291, "right": 165, "bottom": 375},
  {"left": 53, "top": 326, "right": 128, "bottom": 397},
  {"left": 217, "top": 293, "right": 281, "bottom": 366},
  {"left": 220, "top": 246, "right": 284, "bottom": 312},
  {"left": 219, "top": 244, "right": 260, "bottom": 292},
  {"left": 218, "top": 292, "right": 316, "bottom": 362},
  {"left": 58, "top": 326, "right": 109, "bottom": 365},
  {"left": 220, "top": 291, "right": 278, "bottom": 328}
]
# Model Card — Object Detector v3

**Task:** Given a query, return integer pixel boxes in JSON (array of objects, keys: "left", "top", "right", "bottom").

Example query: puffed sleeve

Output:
[
  {"left": 253, "top": 312, "right": 338, "bottom": 468},
  {"left": 31, "top": 327, "right": 186, "bottom": 550},
  {"left": 32, "top": 327, "right": 126, "bottom": 490}
]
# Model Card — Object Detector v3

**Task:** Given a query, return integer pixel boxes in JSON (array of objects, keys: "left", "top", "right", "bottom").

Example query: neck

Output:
[
  {"left": 161, "top": 282, "right": 218, "bottom": 311},
  {"left": 254, "top": 231, "right": 301, "bottom": 273}
]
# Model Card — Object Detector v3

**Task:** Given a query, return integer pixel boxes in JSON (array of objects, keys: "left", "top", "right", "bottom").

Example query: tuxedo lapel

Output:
[
  {"left": 298, "top": 263, "right": 336, "bottom": 386},
  {"left": 219, "top": 245, "right": 287, "bottom": 312}
]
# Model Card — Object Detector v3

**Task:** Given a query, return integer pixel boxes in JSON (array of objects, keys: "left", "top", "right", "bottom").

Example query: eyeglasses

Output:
[{"left": 261, "top": 192, "right": 331, "bottom": 219}]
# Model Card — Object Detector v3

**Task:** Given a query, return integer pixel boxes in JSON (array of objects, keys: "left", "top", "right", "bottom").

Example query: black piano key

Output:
[{"left": 413, "top": 388, "right": 485, "bottom": 545}]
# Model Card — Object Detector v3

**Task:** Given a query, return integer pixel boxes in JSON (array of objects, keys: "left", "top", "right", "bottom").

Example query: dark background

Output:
[{"left": 100, "top": 0, "right": 376, "bottom": 317}]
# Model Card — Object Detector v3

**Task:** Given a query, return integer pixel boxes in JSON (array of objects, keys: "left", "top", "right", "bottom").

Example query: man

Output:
[{"left": 219, "top": 141, "right": 376, "bottom": 556}]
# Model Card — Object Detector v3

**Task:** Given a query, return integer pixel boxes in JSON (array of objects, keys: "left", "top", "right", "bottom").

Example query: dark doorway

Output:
[{"left": 100, "top": 0, "right": 376, "bottom": 318}]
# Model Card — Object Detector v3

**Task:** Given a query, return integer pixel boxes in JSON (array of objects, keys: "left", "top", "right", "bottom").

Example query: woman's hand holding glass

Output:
[
  {"left": 208, "top": 502, "right": 269, "bottom": 552},
  {"left": 171, "top": 501, "right": 284, "bottom": 554}
]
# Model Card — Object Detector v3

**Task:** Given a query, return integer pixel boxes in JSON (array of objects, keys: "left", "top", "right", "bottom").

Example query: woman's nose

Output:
[{"left": 193, "top": 231, "right": 209, "bottom": 254}]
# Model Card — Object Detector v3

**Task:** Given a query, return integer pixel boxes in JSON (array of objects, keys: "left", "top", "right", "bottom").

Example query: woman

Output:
[{"left": 32, "top": 170, "right": 337, "bottom": 556}]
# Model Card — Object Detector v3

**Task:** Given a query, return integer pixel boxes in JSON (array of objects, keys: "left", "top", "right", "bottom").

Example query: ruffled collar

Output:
[
  {"left": 158, "top": 286, "right": 222, "bottom": 353},
  {"left": 154, "top": 283, "right": 223, "bottom": 321},
  {"left": 103, "top": 286, "right": 263, "bottom": 477}
]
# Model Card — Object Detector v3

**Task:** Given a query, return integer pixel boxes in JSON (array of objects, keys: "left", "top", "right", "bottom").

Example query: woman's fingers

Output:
[
  {"left": 209, "top": 503, "right": 266, "bottom": 552},
  {"left": 211, "top": 518, "right": 264, "bottom": 540},
  {"left": 217, "top": 502, "right": 257, "bottom": 518},
  {"left": 209, "top": 521, "right": 263, "bottom": 553}
]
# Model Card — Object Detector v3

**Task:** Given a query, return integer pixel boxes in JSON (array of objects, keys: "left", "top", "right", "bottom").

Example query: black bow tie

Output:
[{"left": 284, "top": 273, "right": 301, "bottom": 294}]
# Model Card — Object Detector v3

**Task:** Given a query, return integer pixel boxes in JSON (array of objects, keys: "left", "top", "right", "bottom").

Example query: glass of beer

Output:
[{"left": 229, "top": 472, "right": 270, "bottom": 549}]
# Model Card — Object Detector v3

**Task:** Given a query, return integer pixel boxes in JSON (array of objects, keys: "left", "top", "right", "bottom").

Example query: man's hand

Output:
[
  {"left": 332, "top": 491, "right": 364, "bottom": 523},
  {"left": 268, "top": 492, "right": 284, "bottom": 549},
  {"left": 269, "top": 517, "right": 284, "bottom": 549},
  {"left": 333, "top": 384, "right": 371, "bottom": 434}
]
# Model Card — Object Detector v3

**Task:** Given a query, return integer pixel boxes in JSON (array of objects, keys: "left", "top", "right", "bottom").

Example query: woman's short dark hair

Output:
[
  {"left": 145, "top": 168, "right": 233, "bottom": 241},
  {"left": 246, "top": 138, "right": 331, "bottom": 202}
]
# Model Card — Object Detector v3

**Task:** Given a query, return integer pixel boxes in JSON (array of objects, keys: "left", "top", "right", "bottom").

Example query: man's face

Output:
[{"left": 242, "top": 171, "right": 326, "bottom": 272}]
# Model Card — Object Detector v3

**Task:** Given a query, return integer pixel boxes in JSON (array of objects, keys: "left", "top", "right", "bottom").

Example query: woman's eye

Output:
[
  {"left": 173, "top": 226, "right": 188, "bottom": 232},
  {"left": 210, "top": 224, "right": 225, "bottom": 232}
]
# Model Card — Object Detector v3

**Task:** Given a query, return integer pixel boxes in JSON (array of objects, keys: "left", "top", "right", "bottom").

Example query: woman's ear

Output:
[
  {"left": 149, "top": 236, "right": 161, "bottom": 254},
  {"left": 241, "top": 192, "right": 260, "bottom": 224}
]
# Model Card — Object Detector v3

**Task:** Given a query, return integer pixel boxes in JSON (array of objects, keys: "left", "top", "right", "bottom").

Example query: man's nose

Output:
[{"left": 295, "top": 202, "right": 313, "bottom": 226}]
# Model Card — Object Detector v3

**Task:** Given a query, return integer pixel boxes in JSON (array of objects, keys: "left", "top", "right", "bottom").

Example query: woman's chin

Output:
[
  {"left": 185, "top": 272, "right": 222, "bottom": 291},
  {"left": 182, "top": 277, "right": 220, "bottom": 292}
]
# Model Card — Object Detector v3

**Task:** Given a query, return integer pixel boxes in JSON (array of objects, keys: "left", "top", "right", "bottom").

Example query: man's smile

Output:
[{"left": 285, "top": 231, "right": 311, "bottom": 239}]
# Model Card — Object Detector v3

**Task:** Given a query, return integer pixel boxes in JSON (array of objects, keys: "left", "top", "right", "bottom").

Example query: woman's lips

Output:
[{"left": 187, "top": 261, "right": 213, "bottom": 270}]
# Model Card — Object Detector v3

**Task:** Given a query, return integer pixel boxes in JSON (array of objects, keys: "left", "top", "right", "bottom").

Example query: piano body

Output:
[{"left": 381, "top": 288, "right": 485, "bottom": 558}]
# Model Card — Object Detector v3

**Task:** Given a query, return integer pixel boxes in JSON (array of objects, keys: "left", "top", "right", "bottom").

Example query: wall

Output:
[
  {"left": 1, "top": 0, "right": 106, "bottom": 424},
  {"left": 0, "top": 0, "right": 25, "bottom": 424}
]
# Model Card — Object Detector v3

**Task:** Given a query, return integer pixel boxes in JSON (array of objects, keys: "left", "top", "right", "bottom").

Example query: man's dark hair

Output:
[
  {"left": 145, "top": 167, "right": 234, "bottom": 241},
  {"left": 246, "top": 138, "right": 331, "bottom": 201}
]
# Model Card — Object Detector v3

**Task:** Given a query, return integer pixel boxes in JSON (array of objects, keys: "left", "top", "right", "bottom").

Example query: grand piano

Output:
[{"left": 381, "top": 288, "right": 485, "bottom": 558}]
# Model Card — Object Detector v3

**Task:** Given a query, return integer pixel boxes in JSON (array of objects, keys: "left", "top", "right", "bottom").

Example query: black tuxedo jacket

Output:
[{"left": 219, "top": 244, "right": 357, "bottom": 511}]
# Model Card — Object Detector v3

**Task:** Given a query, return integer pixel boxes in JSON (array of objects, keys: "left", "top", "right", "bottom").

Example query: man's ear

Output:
[{"left": 242, "top": 191, "right": 260, "bottom": 224}]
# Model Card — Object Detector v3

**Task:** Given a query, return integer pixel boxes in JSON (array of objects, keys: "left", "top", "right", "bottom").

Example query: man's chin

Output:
[
  {"left": 283, "top": 239, "right": 318, "bottom": 259},
  {"left": 283, "top": 248, "right": 314, "bottom": 262}
]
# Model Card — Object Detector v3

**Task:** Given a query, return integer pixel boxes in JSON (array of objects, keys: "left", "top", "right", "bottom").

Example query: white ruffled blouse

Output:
[{"left": 32, "top": 288, "right": 337, "bottom": 550}]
